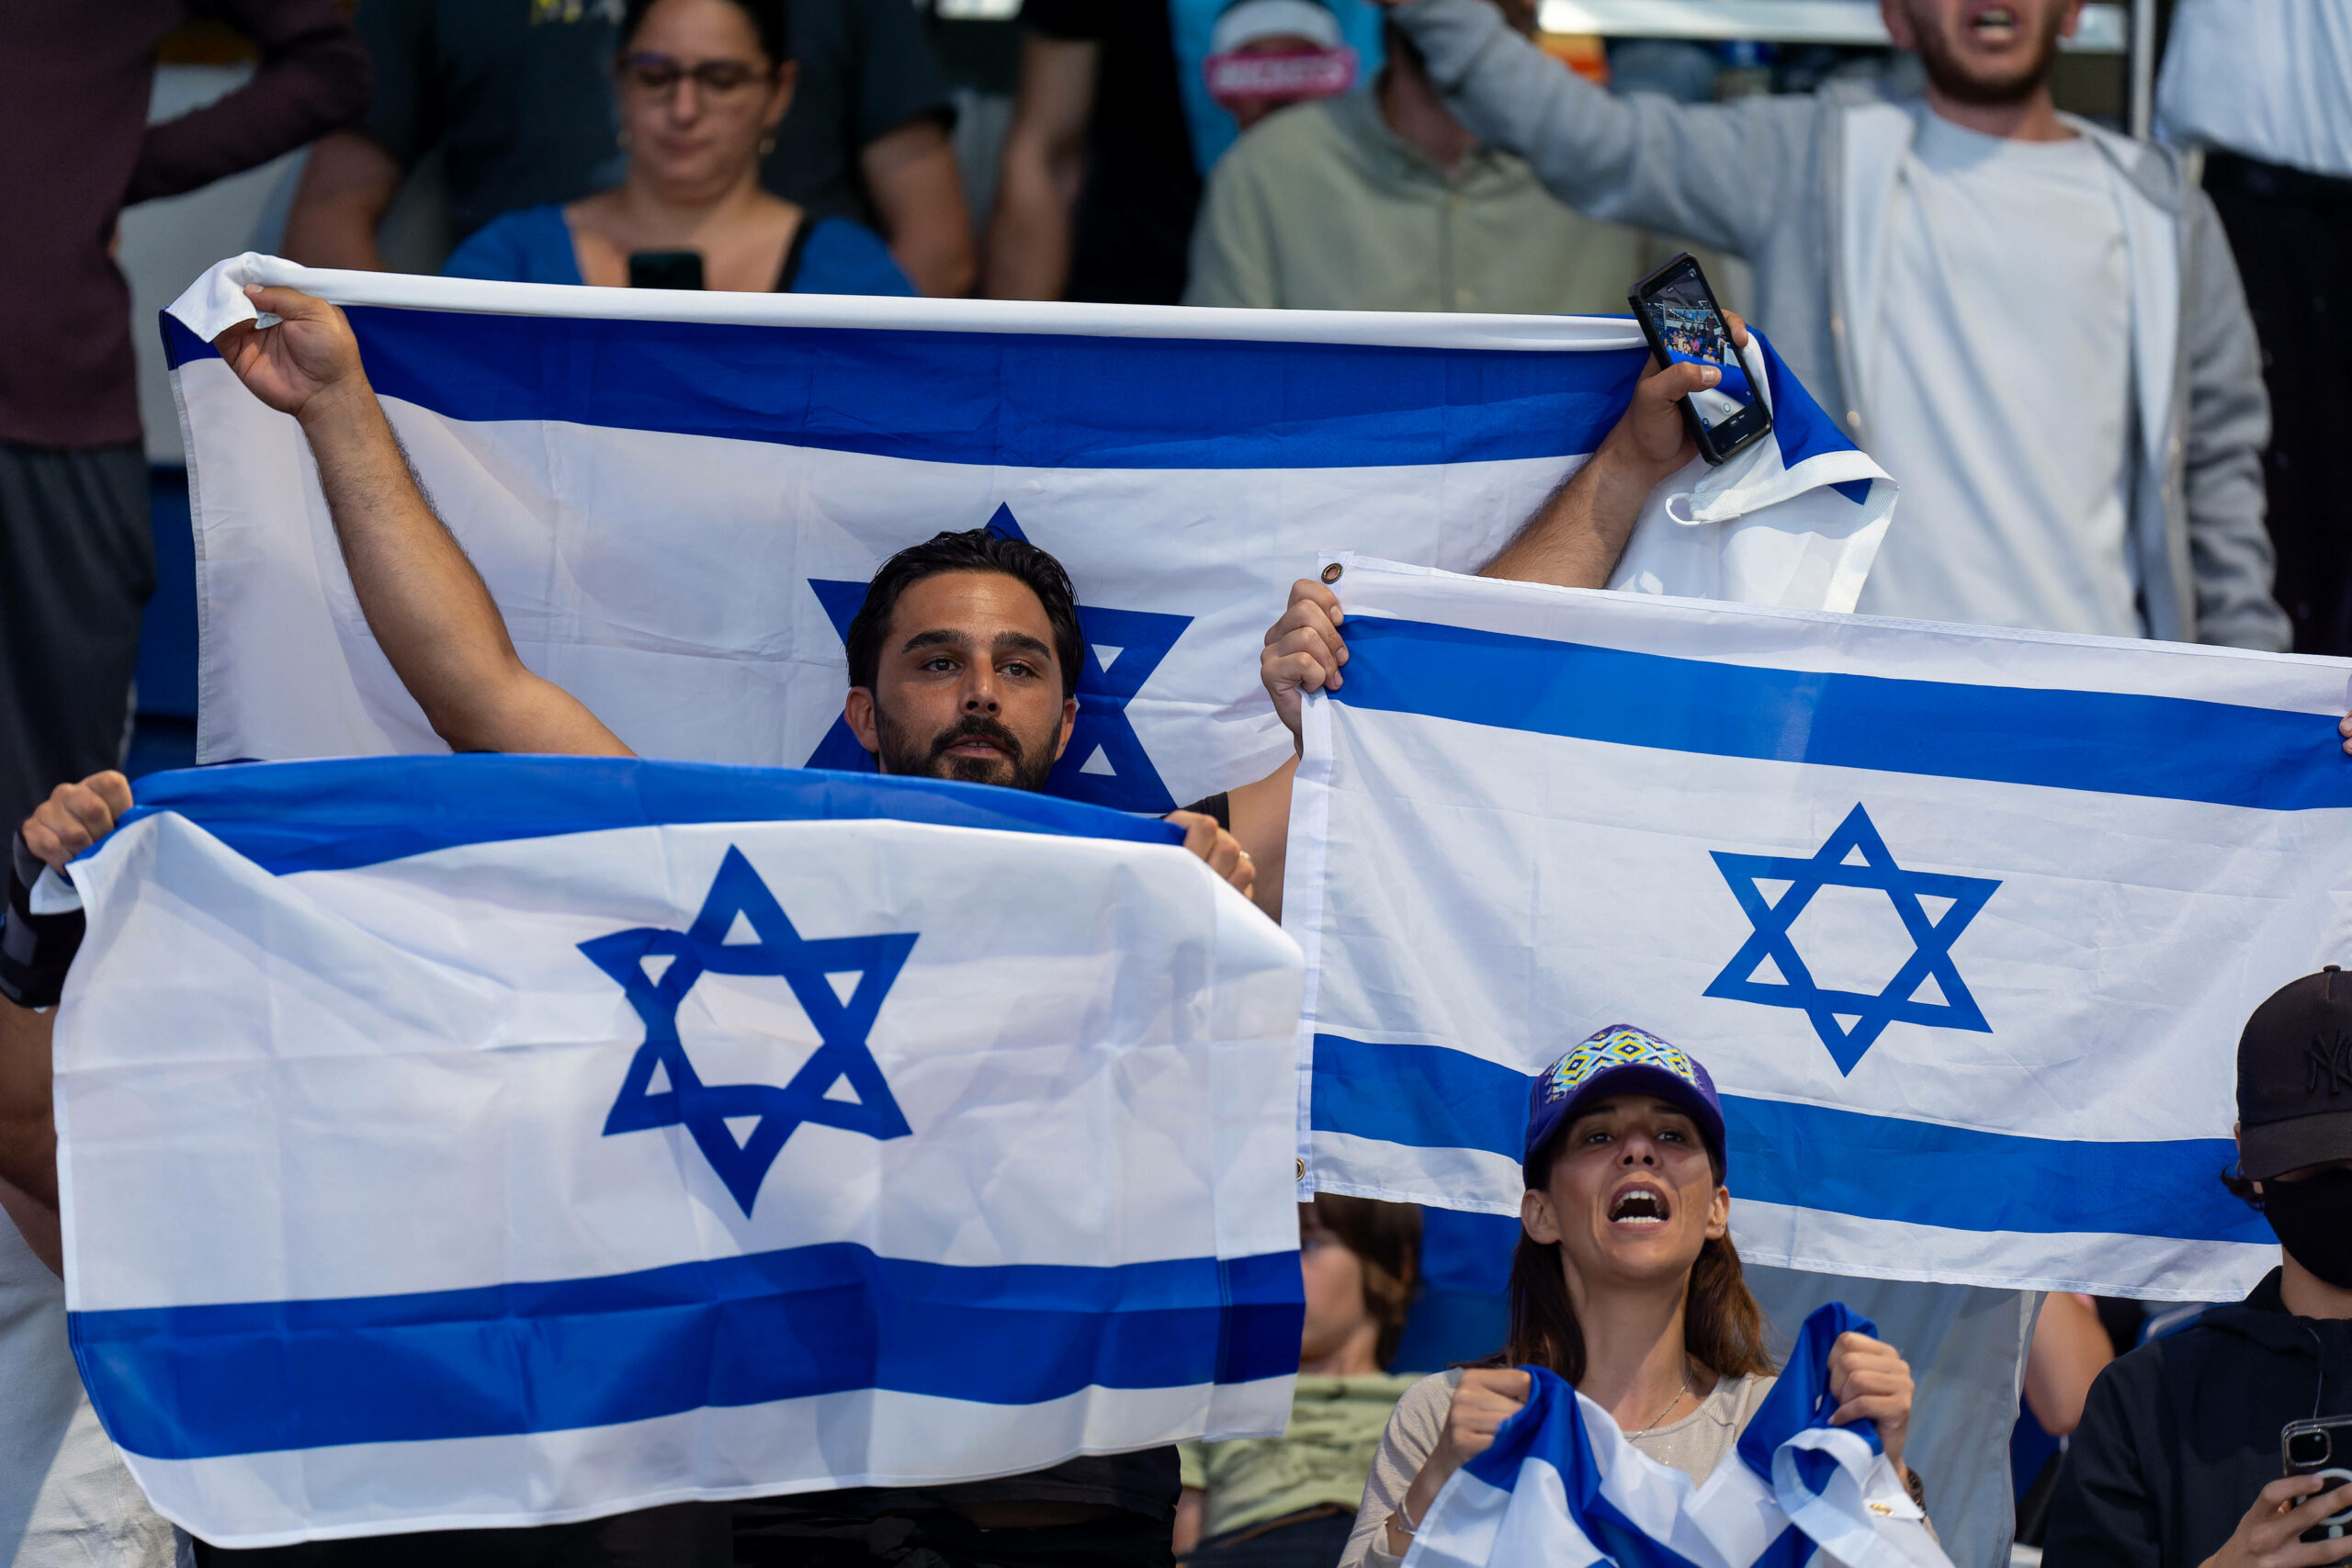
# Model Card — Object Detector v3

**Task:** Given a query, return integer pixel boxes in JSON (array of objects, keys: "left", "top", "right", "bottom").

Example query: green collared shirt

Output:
[{"left": 1184, "top": 86, "right": 1684, "bottom": 315}]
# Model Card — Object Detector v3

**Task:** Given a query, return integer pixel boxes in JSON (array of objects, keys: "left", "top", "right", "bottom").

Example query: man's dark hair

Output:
[
  {"left": 620, "top": 0, "right": 791, "bottom": 66},
  {"left": 2221, "top": 1167, "right": 2264, "bottom": 1210},
  {"left": 845, "top": 528, "right": 1084, "bottom": 703}
]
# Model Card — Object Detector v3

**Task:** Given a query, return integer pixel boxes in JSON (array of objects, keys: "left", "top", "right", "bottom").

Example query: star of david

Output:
[
  {"left": 803, "top": 503, "right": 1193, "bottom": 813},
  {"left": 581, "top": 846, "right": 915, "bottom": 1215},
  {"left": 1703, "top": 804, "right": 2000, "bottom": 1075}
]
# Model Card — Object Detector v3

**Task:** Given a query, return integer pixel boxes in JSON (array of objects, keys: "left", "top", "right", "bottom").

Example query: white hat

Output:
[{"left": 1210, "top": 0, "right": 1343, "bottom": 55}]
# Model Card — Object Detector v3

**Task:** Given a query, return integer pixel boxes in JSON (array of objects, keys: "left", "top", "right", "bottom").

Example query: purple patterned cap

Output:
[{"left": 1522, "top": 1024, "right": 1725, "bottom": 1179}]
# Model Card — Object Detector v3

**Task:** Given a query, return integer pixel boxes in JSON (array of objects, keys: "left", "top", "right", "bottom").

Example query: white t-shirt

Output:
[
  {"left": 0, "top": 1208, "right": 180, "bottom": 1568},
  {"left": 1855, "top": 116, "right": 2137, "bottom": 637},
  {"left": 2156, "top": 0, "right": 2352, "bottom": 179}
]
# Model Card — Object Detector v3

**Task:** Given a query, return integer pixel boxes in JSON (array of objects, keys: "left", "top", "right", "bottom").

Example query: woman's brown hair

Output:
[
  {"left": 1495, "top": 1141, "right": 1775, "bottom": 1384},
  {"left": 1307, "top": 1193, "right": 1422, "bottom": 1371}
]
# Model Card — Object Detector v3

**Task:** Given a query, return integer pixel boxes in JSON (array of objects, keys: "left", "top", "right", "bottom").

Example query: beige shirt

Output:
[
  {"left": 1183, "top": 88, "right": 1691, "bottom": 315},
  {"left": 1337, "top": 1368, "right": 1777, "bottom": 1568}
]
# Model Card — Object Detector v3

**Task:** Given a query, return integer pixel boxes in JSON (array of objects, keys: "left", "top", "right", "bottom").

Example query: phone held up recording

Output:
[
  {"left": 1629, "top": 253, "right": 1770, "bottom": 467},
  {"left": 2285, "top": 1416, "right": 2352, "bottom": 1544}
]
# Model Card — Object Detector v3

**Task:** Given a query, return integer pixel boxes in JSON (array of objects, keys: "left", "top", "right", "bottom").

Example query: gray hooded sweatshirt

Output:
[{"left": 1393, "top": 0, "right": 2290, "bottom": 650}]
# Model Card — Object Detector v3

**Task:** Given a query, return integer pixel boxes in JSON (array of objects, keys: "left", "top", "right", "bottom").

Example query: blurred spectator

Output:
[
  {"left": 1386, "top": 0, "right": 2290, "bottom": 651},
  {"left": 0, "top": 0, "right": 368, "bottom": 865},
  {"left": 2157, "top": 1, "right": 2352, "bottom": 655},
  {"left": 986, "top": 0, "right": 1202, "bottom": 302},
  {"left": 2044, "top": 966, "right": 2352, "bottom": 1565},
  {"left": 284, "top": 0, "right": 973, "bottom": 295},
  {"left": 0, "top": 7, "right": 367, "bottom": 1563},
  {"left": 445, "top": 0, "right": 914, "bottom": 296},
  {"left": 1184, "top": 0, "right": 1693, "bottom": 313},
  {"left": 1173, "top": 1197, "right": 1421, "bottom": 1568},
  {"left": 986, "top": 0, "right": 1382, "bottom": 303}
]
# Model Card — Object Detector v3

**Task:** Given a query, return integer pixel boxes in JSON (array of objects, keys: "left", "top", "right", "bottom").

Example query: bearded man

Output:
[{"left": 1374, "top": 0, "right": 2287, "bottom": 653}]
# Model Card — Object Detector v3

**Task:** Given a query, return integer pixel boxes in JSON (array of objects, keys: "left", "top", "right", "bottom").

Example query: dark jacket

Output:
[
  {"left": 0, "top": 0, "right": 370, "bottom": 448},
  {"left": 2045, "top": 1269, "right": 2352, "bottom": 1567}
]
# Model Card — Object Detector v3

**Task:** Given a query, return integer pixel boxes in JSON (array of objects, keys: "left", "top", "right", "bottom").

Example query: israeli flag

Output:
[
  {"left": 51, "top": 757, "right": 1304, "bottom": 1546},
  {"left": 1286, "top": 558, "right": 2338, "bottom": 1301},
  {"left": 1407, "top": 1305, "right": 1943, "bottom": 1568},
  {"left": 162, "top": 256, "right": 1891, "bottom": 814}
]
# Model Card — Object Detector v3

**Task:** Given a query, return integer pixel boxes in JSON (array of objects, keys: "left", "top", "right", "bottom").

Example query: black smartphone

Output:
[
  {"left": 2284, "top": 1416, "right": 2352, "bottom": 1544},
  {"left": 628, "top": 250, "right": 705, "bottom": 290},
  {"left": 1628, "top": 252, "right": 1770, "bottom": 466}
]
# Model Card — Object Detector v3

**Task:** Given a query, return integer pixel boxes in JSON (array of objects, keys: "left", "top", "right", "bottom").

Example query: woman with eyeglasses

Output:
[{"left": 444, "top": 0, "right": 915, "bottom": 296}]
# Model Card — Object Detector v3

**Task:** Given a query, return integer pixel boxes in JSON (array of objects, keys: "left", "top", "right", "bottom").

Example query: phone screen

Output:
[{"left": 1643, "top": 270, "right": 1755, "bottom": 433}]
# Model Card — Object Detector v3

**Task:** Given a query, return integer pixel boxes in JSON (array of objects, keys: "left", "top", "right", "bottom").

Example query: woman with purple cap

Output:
[{"left": 1336, "top": 1024, "right": 1927, "bottom": 1567}]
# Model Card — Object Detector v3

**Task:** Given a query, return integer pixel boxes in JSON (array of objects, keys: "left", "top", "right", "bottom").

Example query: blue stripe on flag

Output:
[
  {"left": 161, "top": 309, "right": 1648, "bottom": 470},
  {"left": 1310, "top": 1035, "right": 2268, "bottom": 1245},
  {"left": 110, "top": 755, "right": 1185, "bottom": 875},
  {"left": 71, "top": 1245, "right": 1304, "bottom": 1461},
  {"left": 1334, "top": 616, "right": 2352, "bottom": 811}
]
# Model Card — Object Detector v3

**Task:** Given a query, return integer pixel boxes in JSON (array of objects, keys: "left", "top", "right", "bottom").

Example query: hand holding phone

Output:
[
  {"left": 2287, "top": 1418, "right": 2352, "bottom": 1547},
  {"left": 1628, "top": 253, "right": 1770, "bottom": 466}
]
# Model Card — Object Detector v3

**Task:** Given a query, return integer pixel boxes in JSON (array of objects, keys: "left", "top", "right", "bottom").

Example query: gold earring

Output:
[{"left": 759, "top": 132, "right": 776, "bottom": 156}]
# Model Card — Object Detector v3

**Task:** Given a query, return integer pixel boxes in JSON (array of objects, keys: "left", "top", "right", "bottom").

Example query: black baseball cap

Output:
[{"left": 2237, "top": 966, "right": 2352, "bottom": 1181}]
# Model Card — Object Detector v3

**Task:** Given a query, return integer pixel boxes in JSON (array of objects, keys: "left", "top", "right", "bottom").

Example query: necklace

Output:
[{"left": 1625, "top": 1363, "right": 1692, "bottom": 1439}]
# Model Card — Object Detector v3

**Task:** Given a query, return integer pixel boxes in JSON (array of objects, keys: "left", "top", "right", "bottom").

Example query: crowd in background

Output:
[{"left": 4, "top": 1, "right": 2350, "bottom": 1566}]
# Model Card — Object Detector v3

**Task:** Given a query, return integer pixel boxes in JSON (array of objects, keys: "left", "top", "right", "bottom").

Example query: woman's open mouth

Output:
[{"left": 1608, "top": 1186, "right": 1672, "bottom": 1229}]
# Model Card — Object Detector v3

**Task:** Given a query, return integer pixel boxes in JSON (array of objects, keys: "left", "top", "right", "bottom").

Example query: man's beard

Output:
[
  {"left": 1909, "top": 6, "right": 2065, "bottom": 107},
  {"left": 875, "top": 708, "right": 1057, "bottom": 794}
]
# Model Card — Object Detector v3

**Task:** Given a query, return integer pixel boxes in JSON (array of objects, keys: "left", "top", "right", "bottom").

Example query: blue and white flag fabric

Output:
[
  {"left": 1406, "top": 1304, "right": 1944, "bottom": 1568},
  {"left": 50, "top": 757, "right": 1305, "bottom": 1546},
  {"left": 1286, "top": 558, "right": 2339, "bottom": 1300},
  {"left": 162, "top": 255, "right": 1892, "bottom": 814}
]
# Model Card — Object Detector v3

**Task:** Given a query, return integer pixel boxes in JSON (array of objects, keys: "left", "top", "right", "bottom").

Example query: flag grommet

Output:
[{"left": 1320, "top": 562, "right": 1343, "bottom": 583}]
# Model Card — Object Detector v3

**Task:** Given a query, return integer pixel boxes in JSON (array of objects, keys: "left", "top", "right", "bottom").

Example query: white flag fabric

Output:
[
  {"left": 1285, "top": 558, "right": 2336, "bottom": 1300},
  {"left": 52, "top": 757, "right": 1305, "bottom": 1546},
  {"left": 162, "top": 254, "right": 1893, "bottom": 815},
  {"left": 1406, "top": 1305, "right": 1944, "bottom": 1568}
]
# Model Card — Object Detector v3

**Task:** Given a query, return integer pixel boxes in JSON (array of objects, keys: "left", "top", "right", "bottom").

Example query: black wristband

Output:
[{"left": 1, "top": 829, "right": 84, "bottom": 1009}]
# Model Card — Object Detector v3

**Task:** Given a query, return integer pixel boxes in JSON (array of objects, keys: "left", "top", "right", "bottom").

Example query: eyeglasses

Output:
[{"left": 618, "top": 51, "right": 770, "bottom": 98}]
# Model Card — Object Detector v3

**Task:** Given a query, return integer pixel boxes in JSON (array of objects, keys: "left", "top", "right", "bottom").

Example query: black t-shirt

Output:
[
  {"left": 762, "top": 0, "right": 956, "bottom": 229},
  {"left": 357, "top": 0, "right": 625, "bottom": 242},
  {"left": 1023, "top": 0, "right": 1200, "bottom": 305},
  {"left": 356, "top": 0, "right": 951, "bottom": 243},
  {"left": 733, "top": 1448, "right": 1182, "bottom": 1529}
]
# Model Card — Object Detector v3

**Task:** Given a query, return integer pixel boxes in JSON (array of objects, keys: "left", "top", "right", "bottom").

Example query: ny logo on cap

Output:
[{"left": 2308, "top": 1031, "right": 2352, "bottom": 1097}]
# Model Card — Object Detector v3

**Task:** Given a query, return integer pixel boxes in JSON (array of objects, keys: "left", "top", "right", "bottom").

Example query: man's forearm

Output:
[
  {"left": 0, "top": 998, "right": 58, "bottom": 1213},
  {"left": 298, "top": 381, "right": 616, "bottom": 753},
  {"left": 863, "top": 120, "right": 977, "bottom": 298},
  {"left": 1480, "top": 443, "right": 1666, "bottom": 587},
  {"left": 983, "top": 148, "right": 1078, "bottom": 300}
]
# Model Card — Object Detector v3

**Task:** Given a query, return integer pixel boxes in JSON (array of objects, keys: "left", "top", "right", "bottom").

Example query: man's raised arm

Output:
[
  {"left": 214, "top": 287, "right": 628, "bottom": 757},
  {"left": 1229, "top": 329, "right": 1744, "bottom": 917}
]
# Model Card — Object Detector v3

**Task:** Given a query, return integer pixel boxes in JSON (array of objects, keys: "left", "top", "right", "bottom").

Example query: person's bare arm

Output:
[
  {"left": 2023, "top": 1292, "right": 2114, "bottom": 1438},
  {"left": 280, "top": 130, "right": 402, "bottom": 272},
  {"left": 0, "top": 1000, "right": 58, "bottom": 1230},
  {"left": 1172, "top": 1487, "right": 1205, "bottom": 1555},
  {"left": 1479, "top": 312, "right": 1747, "bottom": 584},
  {"left": 215, "top": 287, "right": 628, "bottom": 756},
  {"left": 0, "top": 770, "right": 132, "bottom": 1277},
  {"left": 1232, "top": 328, "right": 1748, "bottom": 918},
  {"left": 982, "top": 33, "right": 1097, "bottom": 300},
  {"left": 861, "top": 116, "right": 976, "bottom": 297}
]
